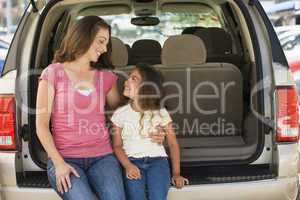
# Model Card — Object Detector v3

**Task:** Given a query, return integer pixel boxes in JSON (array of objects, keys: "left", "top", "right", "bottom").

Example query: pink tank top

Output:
[{"left": 39, "top": 63, "right": 117, "bottom": 158}]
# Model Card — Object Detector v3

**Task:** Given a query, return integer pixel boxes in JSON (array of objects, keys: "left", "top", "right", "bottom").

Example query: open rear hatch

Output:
[{"left": 18, "top": 0, "right": 275, "bottom": 187}]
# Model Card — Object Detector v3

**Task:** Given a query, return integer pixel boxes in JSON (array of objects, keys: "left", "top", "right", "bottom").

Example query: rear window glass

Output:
[{"left": 99, "top": 11, "right": 222, "bottom": 46}]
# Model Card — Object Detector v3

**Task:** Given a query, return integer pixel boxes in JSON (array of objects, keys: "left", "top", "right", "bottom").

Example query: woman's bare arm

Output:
[
  {"left": 106, "top": 83, "right": 122, "bottom": 110},
  {"left": 36, "top": 80, "right": 80, "bottom": 193},
  {"left": 36, "top": 80, "right": 64, "bottom": 166}
]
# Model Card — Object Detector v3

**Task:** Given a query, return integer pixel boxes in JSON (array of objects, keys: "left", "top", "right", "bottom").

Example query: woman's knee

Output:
[
  {"left": 88, "top": 154, "right": 126, "bottom": 200},
  {"left": 94, "top": 154, "right": 123, "bottom": 177},
  {"left": 47, "top": 159, "right": 95, "bottom": 200}
]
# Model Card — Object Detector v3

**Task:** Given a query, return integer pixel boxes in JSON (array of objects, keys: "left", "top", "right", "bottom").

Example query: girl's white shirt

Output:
[{"left": 111, "top": 104, "right": 172, "bottom": 158}]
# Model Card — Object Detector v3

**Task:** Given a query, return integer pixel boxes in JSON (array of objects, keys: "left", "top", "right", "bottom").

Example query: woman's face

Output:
[
  {"left": 123, "top": 68, "right": 142, "bottom": 100},
  {"left": 86, "top": 27, "right": 109, "bottom": 62}
]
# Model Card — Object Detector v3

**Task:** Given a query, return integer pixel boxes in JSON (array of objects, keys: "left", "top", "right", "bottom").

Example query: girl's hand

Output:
[
  {"left": 149, "top": 125, "right": 165, "bottom": 144},
  {"left": 125, "top": 163, "right": 141, "bottom": 180},
  {"left": 55, "top": 162, "right": 80, "bottom": 194},
  {"left": 171, "top": 175, "right": 189, "bottom": 189}
]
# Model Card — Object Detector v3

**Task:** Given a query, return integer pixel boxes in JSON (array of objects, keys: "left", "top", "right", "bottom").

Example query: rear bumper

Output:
[
  {"left": 0, "top": 152, "right": 18, "bottom": 186},
  {"left": 1, "top": 142, "right": 299, "bottom": 200},
  {"left": 0, "top": 187, "right": 60, "bottom": 200},
  {"left": 0, "top": 177, "right": 298, "bottom": 200},
  {"left": 167, "top": 177, "right": 299, "bottom": 200}
]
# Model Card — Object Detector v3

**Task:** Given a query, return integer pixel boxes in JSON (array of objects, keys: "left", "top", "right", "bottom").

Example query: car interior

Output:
[{"left": 28, "top": 0, "right": 267, "bottom": 181}]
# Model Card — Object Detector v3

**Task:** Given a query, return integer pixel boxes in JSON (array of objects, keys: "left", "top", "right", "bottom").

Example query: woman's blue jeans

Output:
[{"left": 47, "top": 153, "right": 126, "bottom": 200}]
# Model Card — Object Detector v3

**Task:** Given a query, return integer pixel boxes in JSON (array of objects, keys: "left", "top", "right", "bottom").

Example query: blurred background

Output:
[
  {"left": 0, "top": 0, "right": 299, "bottom": 77},
  {"left": 0, "top": 0, "right": 28, "bottom": 72},
  {"left": 260, "top": 1, "right": 300, "bottom": 93}
]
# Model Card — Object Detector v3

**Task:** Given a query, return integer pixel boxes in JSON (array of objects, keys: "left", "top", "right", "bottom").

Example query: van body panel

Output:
[
  {"left": 1, "top": 0, "right": 299, "bottom": 199},
  {"left": 0, "top": 177, "right": 298, "bottom": 200},
  {"left": 167, "top": 177, "right": 298, "bottom": 200},
  {"left": 0, "top": 153, "right": 18, "bottom": 187},
  {"left": 0, "top": 70, "right": 16, "bottom": 94},
  {"left": 277, "top": 143, "right": 300, "bottom": 178}
]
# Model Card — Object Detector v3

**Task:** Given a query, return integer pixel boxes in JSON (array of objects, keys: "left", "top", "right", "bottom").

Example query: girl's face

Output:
[
  {"left": 123, "top": 69, "right": 142, "bottom": 100},
  {"left": 86, "top": 28, "right": 109, "bottom": 62}
]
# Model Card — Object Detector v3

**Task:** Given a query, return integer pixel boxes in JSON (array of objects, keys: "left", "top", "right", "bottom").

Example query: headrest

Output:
[
  {"left": 125, "top": 44, "right": 131, "bottom": 52},
  {"left": 161, "top": 35, "right": 206, "bottom": 65},
  {"left": 111, "top": 37, "right": 128, "bottom": 68},
  {"left": 194, "top": 28, "right": 232, "bottom": 55},
  {"left": 131, "top": 39, "right": 162, "bottom": 56},
  {"left": 181, "top": 26, "right": 206, "bottom": 34}
]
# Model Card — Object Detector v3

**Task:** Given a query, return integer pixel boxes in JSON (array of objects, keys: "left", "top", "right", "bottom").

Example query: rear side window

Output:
[{"left": 0, "top": 0, "right": 29, "bottom": 75}]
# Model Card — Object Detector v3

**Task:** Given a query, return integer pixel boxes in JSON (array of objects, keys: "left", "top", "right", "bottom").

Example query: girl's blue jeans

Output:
[{"left": 124, "top": 156, "right": 171, "bottom": 200}]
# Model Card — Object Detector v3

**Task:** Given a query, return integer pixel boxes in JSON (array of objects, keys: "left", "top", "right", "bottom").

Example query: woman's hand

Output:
[
  {"left": 149, "top": 125, "right": 166, "bottom": 144},
  {"left": 171, "top": 175, "right": 189, "bottom": 189},
  {"left": 55, "top": 162, "right": 80, "bottom": 194},
  {"left": 125, "top": 163, "right": 141, "bottom": 180}
]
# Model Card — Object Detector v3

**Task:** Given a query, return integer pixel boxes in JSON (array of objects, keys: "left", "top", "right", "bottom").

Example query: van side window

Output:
[{"left": 0, "top": 0, "right": 29, "bottom": 75}]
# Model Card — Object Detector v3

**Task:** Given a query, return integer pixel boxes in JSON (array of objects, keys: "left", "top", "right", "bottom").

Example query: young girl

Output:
[{"left": 111, "top": 63, "right": 189, "bottom": 200}]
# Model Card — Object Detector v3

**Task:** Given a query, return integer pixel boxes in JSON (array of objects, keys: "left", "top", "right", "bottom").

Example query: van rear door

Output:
[
  {"left": 0, "top": 0, "right": 47, "bottom": 191},
  {"left": 1, "top": 0, "right": 46, "bottom": 76}
]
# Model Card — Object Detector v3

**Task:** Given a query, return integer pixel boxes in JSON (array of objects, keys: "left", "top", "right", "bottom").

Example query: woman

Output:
[{"left": 36, "top": 16, "right": 164, "bottom": 200}]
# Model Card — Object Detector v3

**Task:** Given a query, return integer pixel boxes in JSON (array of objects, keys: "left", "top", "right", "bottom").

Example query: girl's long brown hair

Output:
[
  {"left": 134, "top": 63, "right": 165, "bottom": 135},
  {"left": 53, "top": 16, "right": 114, "bottom": 69}
]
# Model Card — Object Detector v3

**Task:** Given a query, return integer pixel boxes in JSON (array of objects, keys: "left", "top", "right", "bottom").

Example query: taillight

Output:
[
  {"left": 0, "top": 95, "right": 17, "bottom": 149},
  {"left": 276, "top": 86, "right": 299, "bottom": 142}
]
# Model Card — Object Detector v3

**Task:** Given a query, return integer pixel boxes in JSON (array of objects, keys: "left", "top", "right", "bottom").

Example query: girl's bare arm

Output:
[
  {"left": 164, "top": 122, "right": 181, "bottom": 176},
  {"left": 111, "top": 124, "right": 132, "bottom": 168}
]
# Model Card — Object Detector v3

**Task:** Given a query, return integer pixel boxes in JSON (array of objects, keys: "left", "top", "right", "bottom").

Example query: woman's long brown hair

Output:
[{"left": 53, "top": 16, "right": 114, "bottom": 70}]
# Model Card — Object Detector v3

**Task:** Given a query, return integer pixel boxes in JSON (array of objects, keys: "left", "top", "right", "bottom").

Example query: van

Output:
[{"left": 0, "top": 0, "right": 299, "bottom": 199}]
